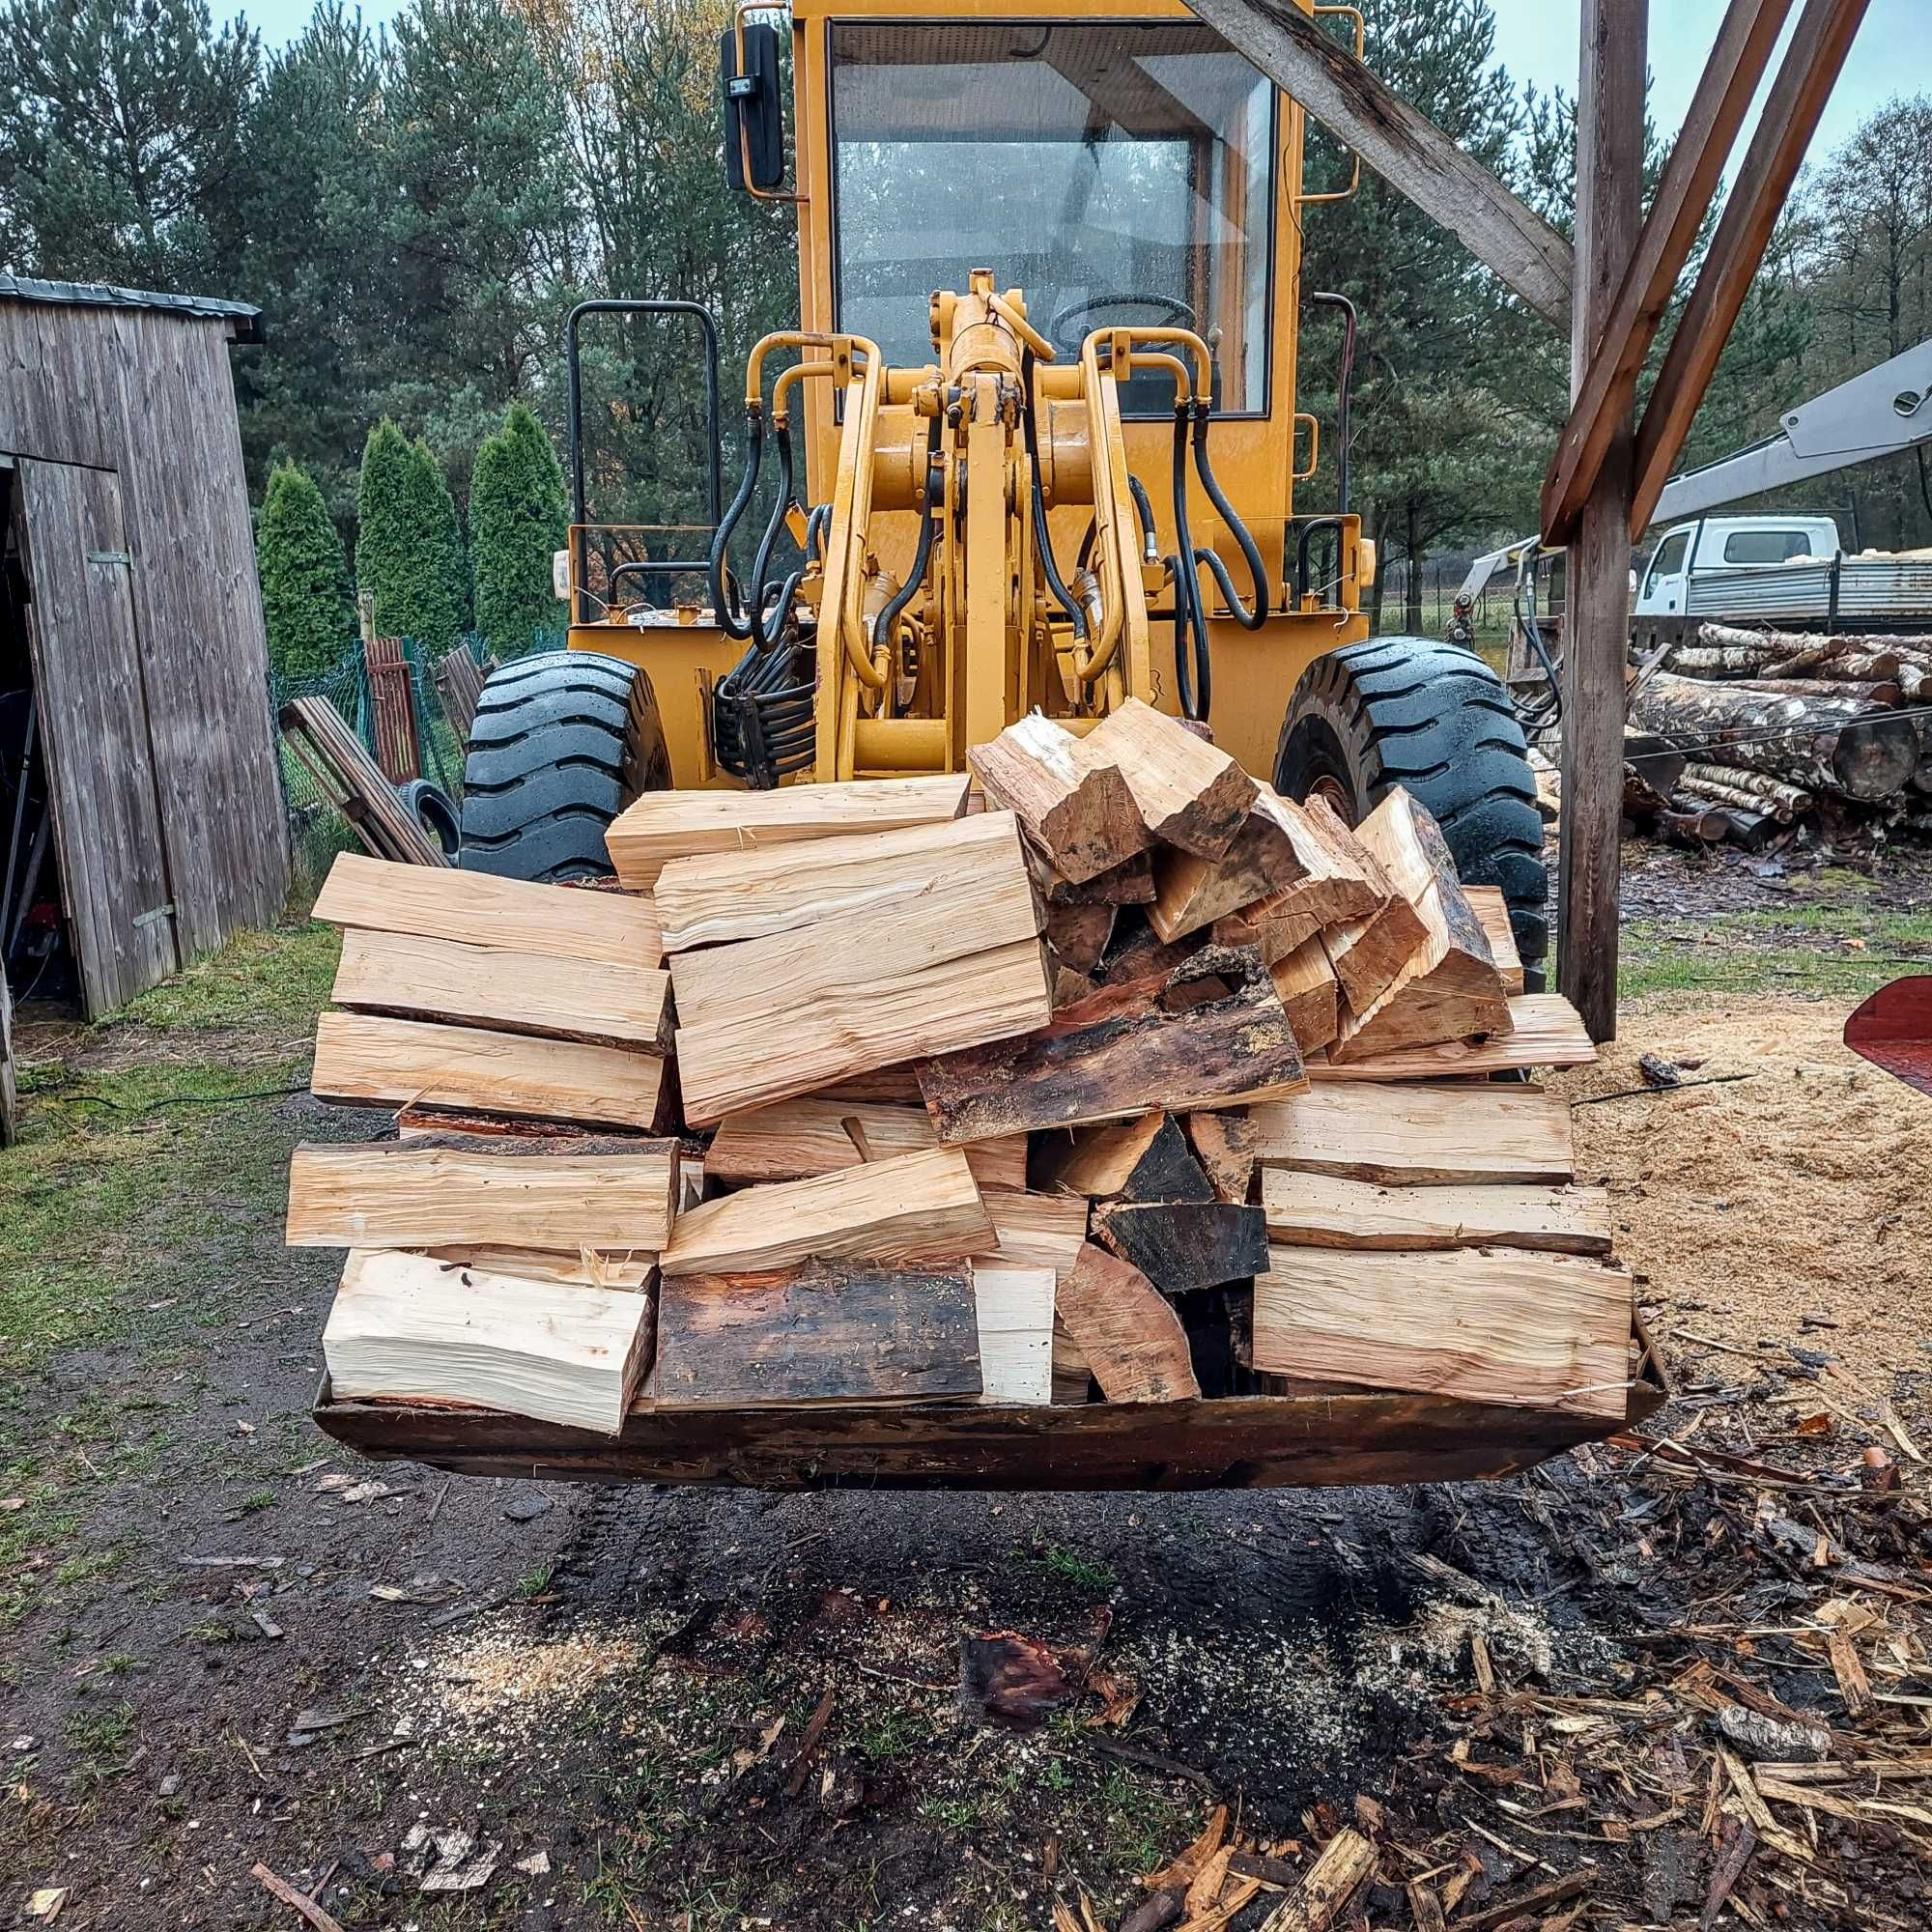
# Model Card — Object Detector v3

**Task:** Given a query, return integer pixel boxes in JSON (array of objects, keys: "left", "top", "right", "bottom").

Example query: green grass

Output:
[
  {"left": 1620, "top": 902, "right": 1932, "bottom": 1001},
  {"left": 1037, "top": 1544, "right": 1117, "bottom": 1595},
  {"left": 94, "top": 921, "right": 339, "bottom": 1038}
]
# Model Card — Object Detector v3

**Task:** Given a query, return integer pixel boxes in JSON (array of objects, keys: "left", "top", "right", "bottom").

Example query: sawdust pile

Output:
[
  {"left": 1551, "top": 993, "right": 1932, "bottom": 1388},
  {"left": 423, "top": 1621, "right": 647, "bottom": 1726}
]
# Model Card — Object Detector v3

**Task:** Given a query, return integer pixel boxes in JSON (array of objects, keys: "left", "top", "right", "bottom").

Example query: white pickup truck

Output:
[{"left": 1634, "top": 513, "right": 1932, "bottom": 632}]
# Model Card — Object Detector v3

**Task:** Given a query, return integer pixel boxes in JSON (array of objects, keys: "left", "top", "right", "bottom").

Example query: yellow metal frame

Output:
[{"left": 570, "top": 0, "right": 1371, "bottom": 789}]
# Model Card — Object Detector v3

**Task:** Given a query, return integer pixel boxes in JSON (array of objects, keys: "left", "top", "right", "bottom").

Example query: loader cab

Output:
[{"left": 724, "top": 0, "right": 1350, "bottom": 600}]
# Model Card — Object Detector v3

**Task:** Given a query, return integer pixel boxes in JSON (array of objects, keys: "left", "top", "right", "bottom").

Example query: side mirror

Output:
[{"left": 721, "top": 22, "right": 784, "bottom": 193}]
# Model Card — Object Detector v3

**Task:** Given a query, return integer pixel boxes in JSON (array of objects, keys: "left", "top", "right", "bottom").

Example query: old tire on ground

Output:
[
  {"left": 458, "top": 650, "right": 670, "bottom": 881},
  {"left": 1274, "top": 637, "right": 1548, "bottom": 971},
  {"left": 397, "top": 778, "right": 461, "bottom": 857}
]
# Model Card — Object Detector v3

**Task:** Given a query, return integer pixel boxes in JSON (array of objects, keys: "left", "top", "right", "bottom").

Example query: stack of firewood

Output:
[
  {"left": 1618, "top": 621, "right": 1932, "bottom": 849},
  {"left": 288, "top": 700, "right": 1636, "bottom": 1446}
]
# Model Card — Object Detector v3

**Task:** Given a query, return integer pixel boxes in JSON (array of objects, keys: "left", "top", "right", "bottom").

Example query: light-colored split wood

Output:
[
  {"left": 1261, "top": 1169, "right": 1611, "bottom": 1255},
  {"left": 1083, "top": 697, "right": 1257, "bottom": 857},
  {"left": 1307, "top": 994, "right": 1594, "bottom": 1081},
  {"left": 968, "top": 712, "right": 1150, "bottom": 882},
  {"left": 704, "top": 1097, "right": 1025, "bottom": 1193},
  {"left": 1055, "top": 1241, "right": 1201, "bottom": 1403},
  {"left": 1249, "top": 1081, "right": 1575, "bottom": 1185},
  {"left": 972, "top": 1265, "right": 1056, "bottom": 1405},
  {"left": 605, "top": 772, "right": 970, "bottom": 890}
]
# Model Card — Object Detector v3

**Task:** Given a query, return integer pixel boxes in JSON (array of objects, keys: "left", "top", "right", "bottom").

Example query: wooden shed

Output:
[{"left": 0, "top": 275, "right": 289, "bottom": 1063}]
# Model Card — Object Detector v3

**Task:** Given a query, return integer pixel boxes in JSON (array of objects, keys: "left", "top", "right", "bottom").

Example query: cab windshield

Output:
[{"left": 830, "top": 18, "right": 1275, "bottom": 414}]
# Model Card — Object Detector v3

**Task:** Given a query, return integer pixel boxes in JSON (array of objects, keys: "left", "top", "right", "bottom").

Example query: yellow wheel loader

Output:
[{"left": 456, "top": 0, "right": 1549, "bottom": 973}]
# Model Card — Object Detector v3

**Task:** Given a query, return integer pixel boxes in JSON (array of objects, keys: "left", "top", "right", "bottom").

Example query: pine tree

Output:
[
  {"left": 470, "top": 401, "right": 568, "bottom": 656},
  {"left": 355, "top": 418, "right": 468, "bottom": 648},
  {"left": 256, "top": 460, "right": 352, "bottom": 681}
]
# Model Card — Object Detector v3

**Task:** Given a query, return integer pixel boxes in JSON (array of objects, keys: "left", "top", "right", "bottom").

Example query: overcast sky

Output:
[{"left": 240, "top": 0, "right": 1920, "bottom": 173}]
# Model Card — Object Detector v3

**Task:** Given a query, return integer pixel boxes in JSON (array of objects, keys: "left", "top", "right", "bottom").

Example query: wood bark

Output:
[
  {"left": 651, "top": 1261, "right": 981, "bottom": 1408},
  {"left": 1629, "top": 670, "right": 1918, "bottom": 799},
  {"left": 1094, "top": 1200, "right": 1270, "bottom": 1294},
  {"left": 1037, "top": 1110, "right": 1214, "bottom": 1204},
  {"left": 918, "top": 944, "right": 1309, "bottom": 1144}
]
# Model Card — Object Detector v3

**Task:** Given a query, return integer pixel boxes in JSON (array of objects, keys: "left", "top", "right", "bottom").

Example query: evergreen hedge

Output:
[
  {"left": 355, "top": 418, "right": 469, "bottom": 650},
  {"left": 256, "top": 460, "right": 353, "bottom": 682},
  {"left": 470, "top": 401, "right": 568, "bottom": 657}
]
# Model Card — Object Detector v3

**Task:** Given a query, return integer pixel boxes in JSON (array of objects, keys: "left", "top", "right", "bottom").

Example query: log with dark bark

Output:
[
  {"left": 920, "top": 946, "right": 1308, "bottom": 1143},
  {"left": 1094, "top": 1200, "right": 1270, "bottom": 1294},
  {"left": 1629, "top": 671, "right": 1918, "bottom": 800}
]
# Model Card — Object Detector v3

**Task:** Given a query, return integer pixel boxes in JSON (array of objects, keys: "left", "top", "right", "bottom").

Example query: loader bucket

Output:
[{"left": 1843, "top": 976, "right": 1932, "bottom": 1097}]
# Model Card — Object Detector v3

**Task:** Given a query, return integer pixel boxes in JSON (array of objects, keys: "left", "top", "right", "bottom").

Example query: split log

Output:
[
  {"left": 313, "top": 850, "right": 663, "bottom": 968},
  {"left": 1082, "top": 697, "right": 1257, "bottom": 857},
  {"left": 1096, "top": 916, "right": 1200, "bottom": 988},
  {"left": 1318, "top": 800, "right": 1431, "bottom": 1016},
  {"left": 968, "top": 713, "right": 1150, "bottom": 882},
  {"left": 1183, "top": 1110, "right": 1258, "bottom": 1206},
  {"left": 1307, "top": 994, "right": 1593, "bottom": 1081},
  {"left": 1250, "top": 1081, "right": 1574, "bottom": 1186},
  {"left": 1262, "top": 1170, "right": 1611, "bottom": 1255},
  {"left": 704, "top": 1097, "right": 1025, "bottom": 1193},
  {"left": 1094, "top": 1200, "right": 1270, "bottom": 1294},
  {"left": 1033, "top": 848, "right": 1157, "bottom": 905},
  {"left": 656, "top": 810, "right": 1037, "bottom": 955},
  {"left": 1462, "top": 887, "right": 1523, "bottom": 994},
  {"left": 1055, "top": 1242, "right": 1200, "bottom": 1403},
  {"left": 1044, "top": 899, "right": 1117, "bottom": 974},
  {"left": 661, "top": 1146, "right": 992, "bottom": 1277},
  {"left": 651, "top": 1261, "right": 980, "bottom": 1408},
  {"left": 331, "top": 927, "right": 674, "bottom": 1054},
  {"left": 1036, "top": 1111, "right": 1214, "bottom": 1204},
  {"left": 1330, "top": 789, "right": 1512, "bottom": 1063},
  {"left": 1151, "top": 788, "right": 1380, "bottom": 945},
  {"left": 1252, "top": 1245, "right": 1634, "bottom": 1422},
  {"left": 287, "top": 1135, "right": 680, "bottom": 1253},
  {"left": 1050, "top": 963, "right": 1100, "bottom": 1009},
  {"left": 971, "top": 1265, "right": 1056, "bottom": 1406},
  {"left": 1629, "top": 671, "right": 1918, "bottom": 800},
  {"left": 324, "top": 1250, "right": 654, "bottom": 1435},
  {"left": 1268, "top": 932, "right": 1341, "bottom": 1053},
  {"left": 918, "top": 945, "right": 1309, "bottom": 1144},
  {"left": 605, "top": 772, "right": 969, "bottom": 890},
  {"left": 1207, "top": 794, "right": 1385, "bottom": 961},
  {"left": 978, "top": 1189, "right": 1090, "bottom": 1279},
  {"left": 311, "top": 1011, "right": 671, "bottom": 1132},
  {"left": 1678, "top": 763, "right": 1812, "bottom": 821}
]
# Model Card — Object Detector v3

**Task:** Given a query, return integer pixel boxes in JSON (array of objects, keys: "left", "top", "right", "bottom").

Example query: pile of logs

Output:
[
  {"left": 289, "top": 701, "right": 1639, "bottom": 1463},
  {"left": 1619, "top": 623, "right": 1932, "bottom": 850}
]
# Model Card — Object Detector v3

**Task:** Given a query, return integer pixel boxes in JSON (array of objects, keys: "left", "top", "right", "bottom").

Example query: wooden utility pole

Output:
[{"left": 1557, "top": 0, "right": 1647, "bottom": 1044}]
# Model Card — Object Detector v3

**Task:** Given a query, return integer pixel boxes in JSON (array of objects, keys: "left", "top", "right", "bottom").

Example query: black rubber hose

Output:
[
  {"left": 1168, "top": 406, "right": 1210, "bottom": 721},
  {"left": 1021, "top": 349, "right": 1087, "bottom": 641},
  {"left": 1189, "top": 402, "right": 1267, "bottom": 630},
  {"left": 747, "top": 422, "right": 795, "bottom": 653},
  {"left": 1126, "top": 475, "right": 1157, "bottom": 563},
  {"left": 709, "top": 407, "right": 764, "bottom": 640},
  {"left": 804, "top": 501, "right": 830, "bottom": 562}
]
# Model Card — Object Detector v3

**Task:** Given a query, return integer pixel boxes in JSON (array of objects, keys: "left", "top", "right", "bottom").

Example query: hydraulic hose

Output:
[
  {"left": 1189, "top": 402, "right": 1268, "bottom": 631},
  {"left": 746, "top": 421, "right": 795, "bottom": 651},
  {"left": 1020, "top": 349, "right": 1088, "bottom": 641},
  {"left": 872, "top": 416, "right": 945, "bottom": 655},
  {"left": 1168, "top": 406, "right": 1212, "bottom": 721},
  {"left": 708, "top": 406, "right": 765, "bottom": 639}
]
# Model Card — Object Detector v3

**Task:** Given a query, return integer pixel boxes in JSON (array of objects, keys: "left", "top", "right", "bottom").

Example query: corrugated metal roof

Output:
[{"left": 0, "top": 273, "right": 263, "bottom": 342}]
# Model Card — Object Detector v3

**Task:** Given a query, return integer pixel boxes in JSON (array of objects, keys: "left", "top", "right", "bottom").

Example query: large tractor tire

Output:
[
  {"left": 1275, "top": 637, "right": 1548, "bottom": 971},
  {"left": 458, "top": 650, "right": 670, "bottom": 881}
]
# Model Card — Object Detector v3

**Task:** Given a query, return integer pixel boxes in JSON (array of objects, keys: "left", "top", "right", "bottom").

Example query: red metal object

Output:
[{"left": 1843, "top": 977, "right": 1932, "bottom": 1097}]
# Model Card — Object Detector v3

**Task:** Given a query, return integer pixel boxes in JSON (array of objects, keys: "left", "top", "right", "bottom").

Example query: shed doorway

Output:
[{"left": 2, "top": 457, "right": 182, "bottom": 1020}]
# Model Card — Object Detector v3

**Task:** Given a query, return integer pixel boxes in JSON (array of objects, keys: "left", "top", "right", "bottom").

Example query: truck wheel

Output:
[
  {"left": 458, "top": 651, "right": 670, "bottom": 881},
  {"left": 1275, "top": 637, "right": 1548, "bottom": 970}
]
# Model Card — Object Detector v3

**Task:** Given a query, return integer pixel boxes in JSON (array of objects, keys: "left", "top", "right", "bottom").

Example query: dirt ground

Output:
[{"left": 2, "top": 855, "right": 1929, "bottom": 1931}]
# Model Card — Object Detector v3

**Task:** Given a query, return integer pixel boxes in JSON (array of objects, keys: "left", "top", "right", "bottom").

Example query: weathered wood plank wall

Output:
[{"left": 0, "top": 298, "right": 288, "bottom": 1014}]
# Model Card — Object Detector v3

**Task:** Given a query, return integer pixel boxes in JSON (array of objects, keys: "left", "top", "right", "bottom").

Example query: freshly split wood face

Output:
[
  {"left": 1082, "top": 697, "right": 1258, "bottom": 856},
  {"left": 604, "top": 772, "right": 971, "bottom": 890},
  {"left": 1251, "top": 1245, "right": 1634, "bottom": 1422},
  {"left": 287, "top": 1136, "right": 679, "bottom": 1253},
  {"left": 705, "top": 1097, "right": 1025, "bottom": 1194},
  {"left": 660, "top": 1146, "right": 994, "bottom": 1278},
  {"left": 324, "top": 1249, "right": 655, "bottom": 1435},
  {"left": 664, "top": 811, "right": 1052, "bottom": 1125},
  {"left": 1249, "top": 1081, "right": 1575, "bottom": 1186}
]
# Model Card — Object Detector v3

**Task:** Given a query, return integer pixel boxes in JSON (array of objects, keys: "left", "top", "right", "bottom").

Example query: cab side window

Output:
[{"left": 1645, "top": 532, "right": 1690, "bottom": 593}]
